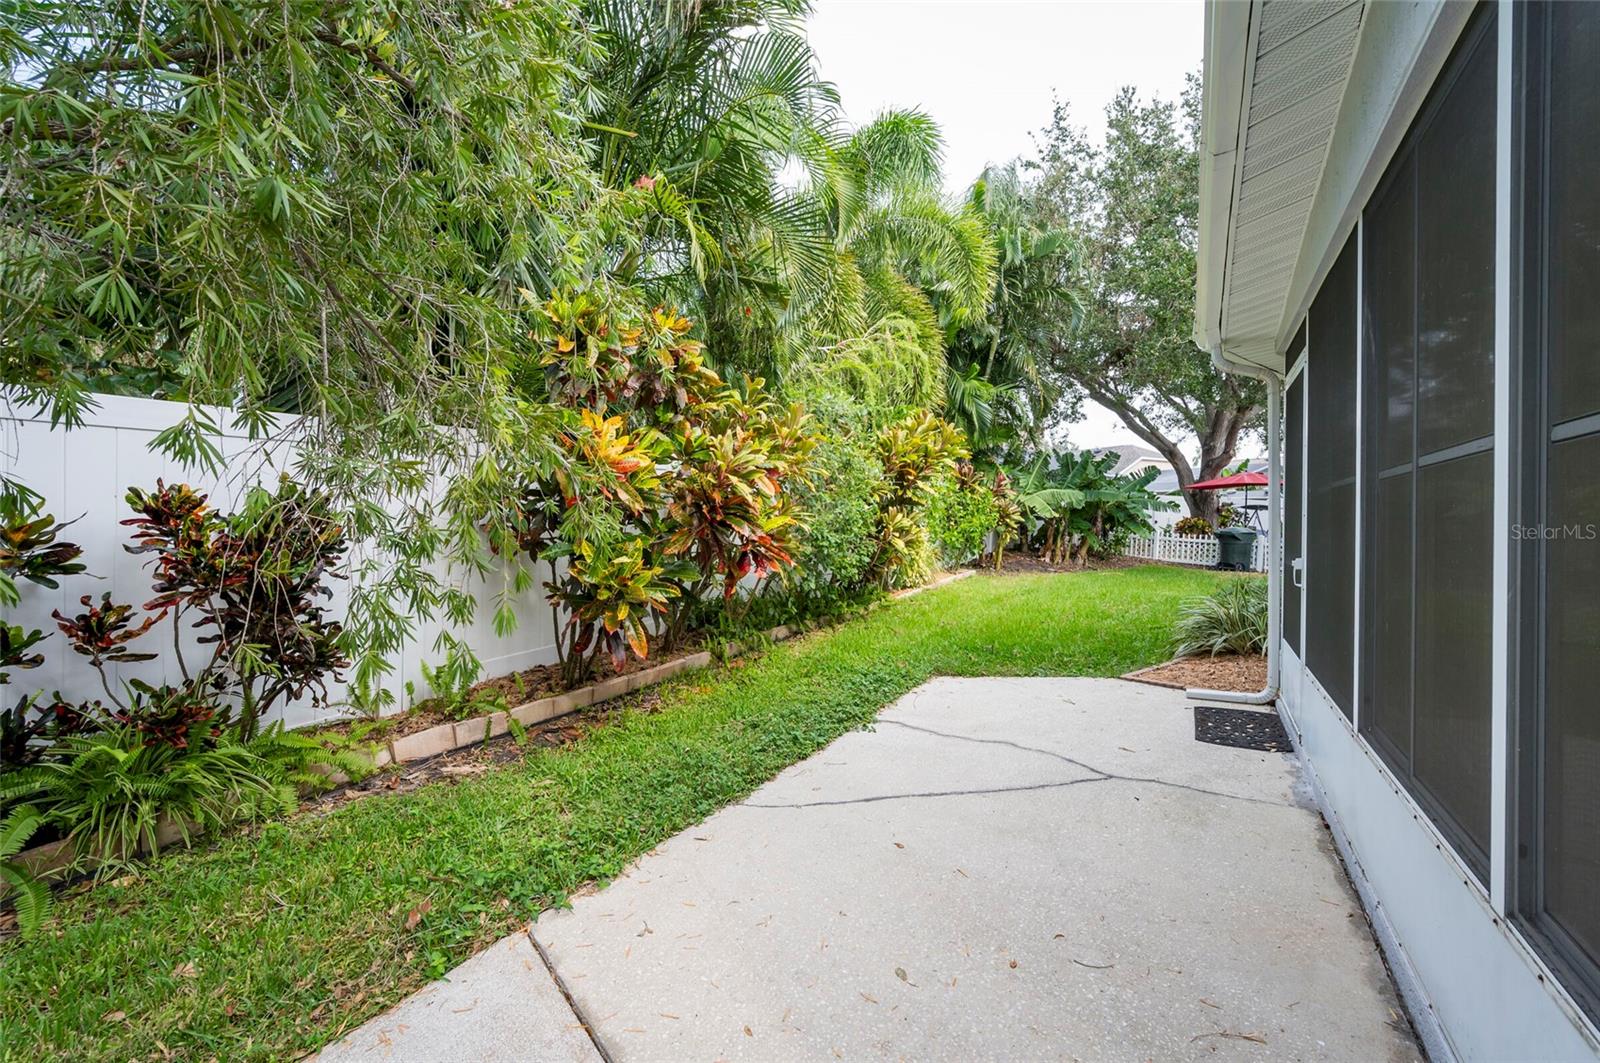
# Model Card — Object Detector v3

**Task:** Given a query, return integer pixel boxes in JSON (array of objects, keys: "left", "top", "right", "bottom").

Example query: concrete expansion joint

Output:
[
  {"left": 741, "top": 717, "right": 1296, "bottom": 811},
  {"left": 526, "top": 924, "right": 616, "bottom": 1063}
]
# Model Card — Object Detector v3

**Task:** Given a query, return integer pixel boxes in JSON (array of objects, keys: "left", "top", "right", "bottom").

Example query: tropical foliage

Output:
[
  {"left": 1009, "top": 449, "right": 1172, "bottom": 566},
  {"left": 1171, "top": 577, "right": 1269, "bottom": 657},
  {"left": 0, "top": 0, "right": 1174, "bottom": 941},
  {"left": 0, "top": 481, "right": 360, "bottom": 930},
  {"left": 1029, "top": 80, "right": 1263, "bottom": 522}
]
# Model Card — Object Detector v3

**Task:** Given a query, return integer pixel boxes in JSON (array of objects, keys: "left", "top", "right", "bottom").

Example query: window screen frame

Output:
[
  {"left": 1285, "top": 327, "right": 1307, "bottom": 657},
  {"left": 1511, "top": 0, "right": 1600, "bottom": 1025},
  {"left": 1305, "top": 236, "right": 1359, "bottom": 719},
  {"left": 1357, "top": 4, "right": 1498, "bottom": 887}
]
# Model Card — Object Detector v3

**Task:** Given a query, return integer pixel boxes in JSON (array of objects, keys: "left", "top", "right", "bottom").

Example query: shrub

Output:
[
  {"left": 121, "top": 476, "right": 350, "bottom": 740},
  {"left": 870, "top": 412, "right": 968, "bottom": 587},
  {"left": 523, "top": 296, "right": 820, "bottom": 677},
  {"left": 549, "top": 539, "right": 679, "bottom": 682},
  {"left": 790, "top": 400, "right": 884, "bottom": 604},
  {"left": 1013, "top": 449, "right": 1171, "bottom": 565},
  {"left": 1174, "top": 515, "right": 1213, "bottom": 537},
  {"left": 925, "top": 464, "right": 999, "bottom": 568},
  {"left": 1171, "top": 578, "right": 1268, "bottom": 657},
  {"left": 988, "top": 469, "right": 1023, "bottom": 569},
  {"left": 0, "top": 477, "right": 360, "bottom": 901}
]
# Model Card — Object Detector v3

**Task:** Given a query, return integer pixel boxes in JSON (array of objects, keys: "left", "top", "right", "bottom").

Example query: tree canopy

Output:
[{"left": 1028, "top": 76, "right": 1262, "bottom": 522}]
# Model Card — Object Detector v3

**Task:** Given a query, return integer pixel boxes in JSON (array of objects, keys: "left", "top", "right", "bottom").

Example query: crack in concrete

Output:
[
  {"left": 876, "top": 717, "right": 1108, "bottom": 775},
  {"left": 745, "top": 776, "right": 1111, "bottom": 808},
  {"left": 749, "top": 717, "right": 1294, "bottom": 810}
]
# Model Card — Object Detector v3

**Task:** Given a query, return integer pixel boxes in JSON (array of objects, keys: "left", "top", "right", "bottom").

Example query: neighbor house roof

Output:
[
  {"left": 1193, "top": 1, "right": 1476, "bottom": 374},
  {"left": 1091, "top": 444, "right": 1166, "bottom": 476}
]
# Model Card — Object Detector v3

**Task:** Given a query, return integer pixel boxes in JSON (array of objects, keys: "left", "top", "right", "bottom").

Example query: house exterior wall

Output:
[{"left": 1271, "top": 3, "right": 1600, "bottom": 1060}]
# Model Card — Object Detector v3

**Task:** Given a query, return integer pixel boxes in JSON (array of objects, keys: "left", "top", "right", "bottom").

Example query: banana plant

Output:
[{"left": 1009, "top": 450, "right": 1171, "bottom": 566}]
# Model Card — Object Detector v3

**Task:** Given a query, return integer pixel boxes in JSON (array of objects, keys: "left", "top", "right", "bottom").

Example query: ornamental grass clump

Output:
[{"left": 1170, "top": 577, "right": 1269, "bottom": 657}]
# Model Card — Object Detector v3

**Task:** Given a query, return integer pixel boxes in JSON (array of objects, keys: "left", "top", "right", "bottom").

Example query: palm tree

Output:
[
  {"left": 942, "top": 164, "right": 1082, "bottom": 456},
  {"left": 786, "top": 109, "right": 999, "bottom": 424},
  {"left": 579, "top": 0, "right": 844, "bottom": 378}
]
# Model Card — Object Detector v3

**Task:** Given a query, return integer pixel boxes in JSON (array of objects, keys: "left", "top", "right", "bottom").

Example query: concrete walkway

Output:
[{"left": 320, "top": 677, "right": 1420, "bottom": 1062}]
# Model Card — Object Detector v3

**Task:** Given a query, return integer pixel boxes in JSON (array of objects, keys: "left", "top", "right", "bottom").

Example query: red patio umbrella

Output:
[
  {"left": 1182, "top": 470, "right": 1269, "bottom": 490},
  {"left": 1184, "top": 469, "right": 1271, "bottom": 530}
]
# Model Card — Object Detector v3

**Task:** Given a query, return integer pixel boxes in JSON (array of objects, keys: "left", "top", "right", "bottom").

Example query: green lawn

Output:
[{"left": 1, "top": 565, "right": 1224, "bottom": 1061}]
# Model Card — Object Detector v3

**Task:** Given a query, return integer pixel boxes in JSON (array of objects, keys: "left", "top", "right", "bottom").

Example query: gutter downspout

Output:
[{"left": 1186, "top": 346, "right": 1282, "bottom": 706}]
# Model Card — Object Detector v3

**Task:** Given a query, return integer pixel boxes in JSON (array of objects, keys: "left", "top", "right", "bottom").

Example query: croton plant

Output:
[
  {"left": 0, "top": 476, "right": 349, "bottom": 768},
  {"left": 518, "top": 294, "right": 818, "bottom": 683}
]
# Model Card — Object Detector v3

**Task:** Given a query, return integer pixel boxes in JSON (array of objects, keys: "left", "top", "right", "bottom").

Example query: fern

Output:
[
  {"left": 0, "top": 805, "right": 50, "bottom": 937},
  {"left": 247, "top": 724, "right": 373, "bottom": 796},
  {"left": 0, "top": 727, "right": 287, "bottom": 876}
]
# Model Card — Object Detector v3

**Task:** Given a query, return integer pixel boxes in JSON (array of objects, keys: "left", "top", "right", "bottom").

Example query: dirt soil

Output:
[
  {"left": 315, "top": 634, "right": 710, "bottom": 742},
  {"left": 303, "top": 686, "right": 688, "bottom": 816},
  {"left": 1124, "top": 653, "right": 1267, "bottom": 692}
]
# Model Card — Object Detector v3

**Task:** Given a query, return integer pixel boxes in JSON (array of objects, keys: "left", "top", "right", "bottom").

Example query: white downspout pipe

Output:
[{"left": 1186, "top": 346, "right": 1282, "bottom": 706}]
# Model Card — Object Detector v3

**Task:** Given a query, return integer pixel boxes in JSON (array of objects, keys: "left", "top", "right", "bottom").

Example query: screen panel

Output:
[
  {"left": 1306, "top": 234, "right": 1358, "bottom": 716},
  {"left": 1518, "top": 0, "right": 1600, "bottom": 1021},
  {"left": 1412, "top": 451, "right": 1494, "bottom": 873},
  {"left": 1546, "top": 4, "right": 1600, "bottom": 426},
  {"left": 1415, "top": 33, "right": 1497, "bottom": 455},
  {"left": 1356, "top": 6, "right": 1495, "bottom": 889},
  {"left": 1367, "top": 469, "right": 1413, "bottom": 763},
  {"left": 1542, "top": 432, "right": 1600, "bottom": 968},
  {"left": 1285, "top": 372, "right": 1304, "bottom": 654}
]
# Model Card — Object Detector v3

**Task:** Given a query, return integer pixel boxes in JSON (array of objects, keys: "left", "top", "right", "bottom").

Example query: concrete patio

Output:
[{"left": 320, "top": 677, "right": 1420, "bottom": 1062}]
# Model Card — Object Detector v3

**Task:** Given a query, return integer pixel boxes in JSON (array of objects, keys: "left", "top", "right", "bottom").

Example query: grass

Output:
[{"left": 1, "top": 565, "right": 1223, "bottom": 1061}]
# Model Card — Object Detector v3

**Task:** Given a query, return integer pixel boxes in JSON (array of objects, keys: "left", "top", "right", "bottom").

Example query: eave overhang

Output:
[{"left": 1195, "top": 0, "right": 1479, "bottom": 376}]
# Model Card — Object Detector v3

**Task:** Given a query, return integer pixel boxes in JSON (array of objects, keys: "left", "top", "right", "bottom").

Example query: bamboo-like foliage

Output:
[{"left": 0, "top": 1, "right": 630, "bottom": 693}]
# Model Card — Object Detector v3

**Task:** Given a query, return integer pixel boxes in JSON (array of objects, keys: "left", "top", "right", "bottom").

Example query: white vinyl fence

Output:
[
  {"left": 0, "top": 394, "right": 558, "bottom": 731},
  {"left": 1121, "top": 529, "right": 1267, "bottom": 571}
]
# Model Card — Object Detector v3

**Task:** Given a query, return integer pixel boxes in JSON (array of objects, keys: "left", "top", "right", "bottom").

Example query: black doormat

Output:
[{"left": 1194, "top": 705, "right": 1293, "bottom": 752}]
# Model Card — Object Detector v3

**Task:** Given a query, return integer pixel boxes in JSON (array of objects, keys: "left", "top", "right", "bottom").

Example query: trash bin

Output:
[{"left": 1214, "top": 527, "right": 1258, "bottom": 571}]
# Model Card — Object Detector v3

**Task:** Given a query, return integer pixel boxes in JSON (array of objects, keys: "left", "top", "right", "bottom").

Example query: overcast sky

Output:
[{"left": 806, "top": 0, "right": 1208, "bottom": 456}]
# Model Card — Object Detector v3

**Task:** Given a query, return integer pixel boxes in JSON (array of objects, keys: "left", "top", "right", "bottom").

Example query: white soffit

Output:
[{"left": 1210, "top": 1, "right": 1364, "bottom": 369}]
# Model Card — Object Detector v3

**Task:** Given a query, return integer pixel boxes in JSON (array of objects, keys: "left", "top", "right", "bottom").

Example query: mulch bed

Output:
[
  {"left": 314, "top": 634, "right": 710, "bottom": 742},
  {"left": 1193, "top": 705, "right": 1293, "bottom": 753},
  {"left": 303, "top": 687, "right": 680, "bottom": 815},
  {"left": 1123, "top": 653, "right": 1266, "bottom": 692}
]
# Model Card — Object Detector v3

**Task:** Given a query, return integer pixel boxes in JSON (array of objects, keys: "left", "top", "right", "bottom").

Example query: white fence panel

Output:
[
  {"left": 1121, "top": 530, "right": 1267, "bottom": 571},
  {"left": 0, "top": 394, "right": 558, "bottom": 730}
]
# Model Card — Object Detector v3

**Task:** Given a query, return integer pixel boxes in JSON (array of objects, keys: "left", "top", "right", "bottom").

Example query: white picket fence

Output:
[{"left": 1122, "top": 530, "right": 1267, "bottom": 571}]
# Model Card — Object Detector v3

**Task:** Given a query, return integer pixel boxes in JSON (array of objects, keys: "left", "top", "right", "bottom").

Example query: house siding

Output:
[{"left": 1277, "top": 3, "right": 1600, "bottom": 1059}]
